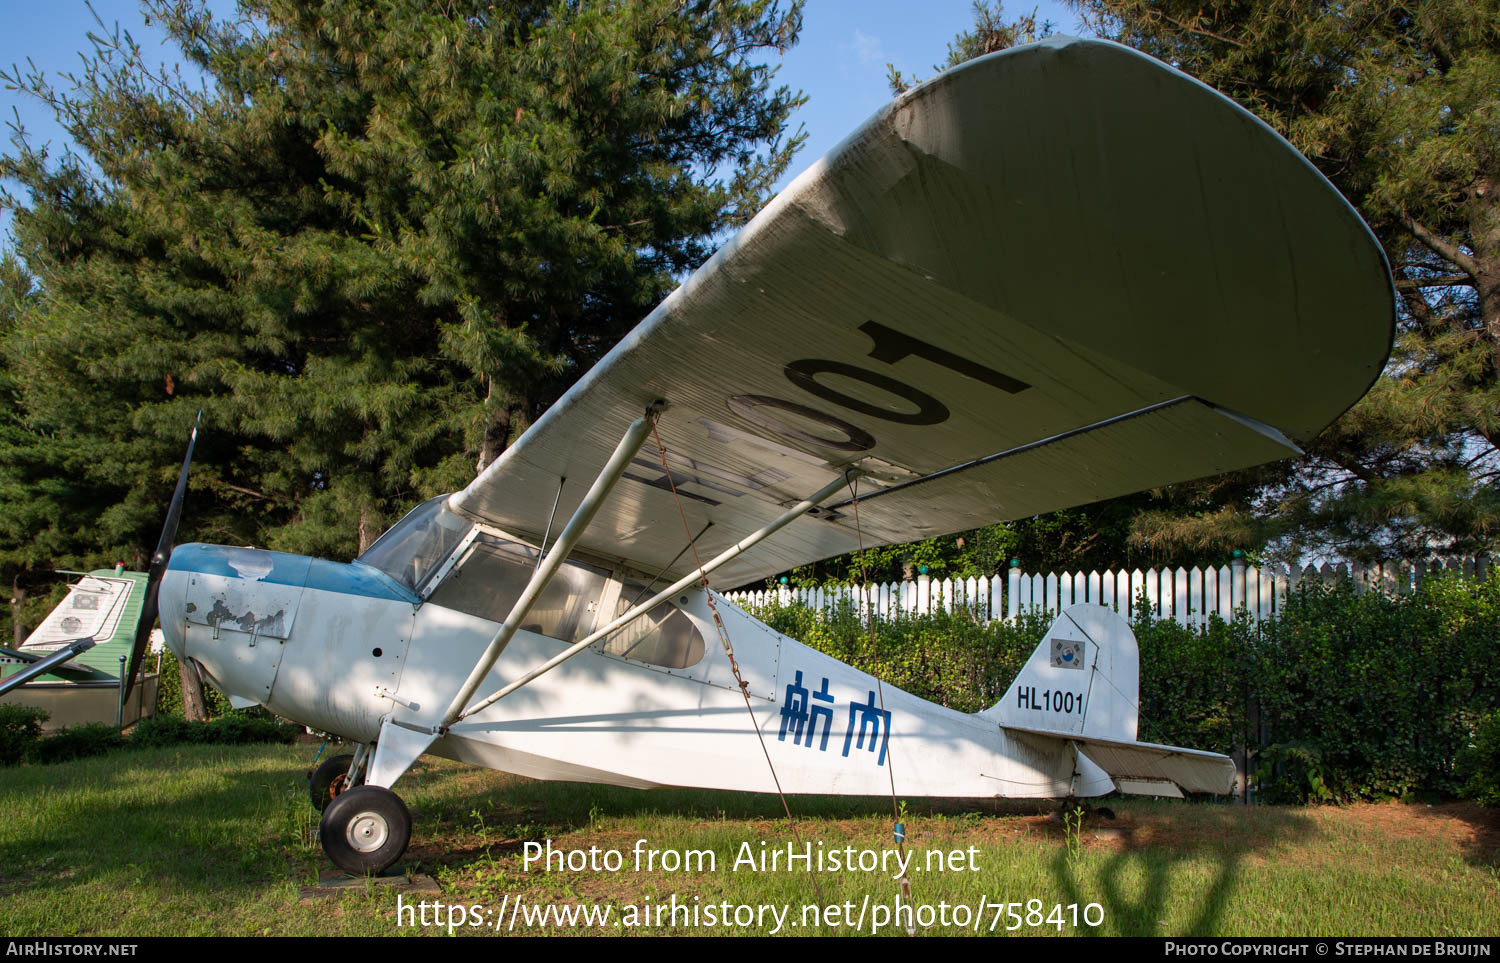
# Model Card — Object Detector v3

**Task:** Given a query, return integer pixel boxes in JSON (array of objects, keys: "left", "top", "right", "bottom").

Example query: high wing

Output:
[{"left": 451, "top": 36, "right": 1395, "bottom": 588}]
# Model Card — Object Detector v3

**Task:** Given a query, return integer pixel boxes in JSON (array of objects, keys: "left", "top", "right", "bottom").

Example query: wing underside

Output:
[{"left": 451, "top": 37, "right": 1394, "bottom": 586}]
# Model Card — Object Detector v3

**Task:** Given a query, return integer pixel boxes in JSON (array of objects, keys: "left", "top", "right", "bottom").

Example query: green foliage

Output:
[
  {"left": 1454, "top": 710, "right": 1500, "bottom": 807},
  {"left": 1133, "top": 604, "right": 1248, "bottom": 756},
  {"left": 1, "top": 708, "right": 295, "bottom": 766},
  {"left": 887, "top": 1, "right": 1053, "bottom": 95},
  {"left": 0, "top": 0, "right": 806, "bottom": 577},
  {"left": 29, "top": 723, "right": 125, "bottom": 765},
  {"left": 1255, "top": 744, "right": 1335, "bottom": 805},
  {"left": 753, "top": 596, "right": 1049, "bottom": 712},
  {"left": 1248, "top": 575, "right": 1500, "bottom": 801},
  {"left": 132, "top": 710, "right": 299, "bottom": 748},
  {"left": 1063, "top": 804, "right": 1086, "bottom": 862},
  {"left": 0, "top": 702, "right": 49, "bottom": 766},
  {"left": 195, "top": 712, "right": 300, "bottom": 746},
  {"left": 779, "top": 501, "right": 1235, "bottom": 596},
  {"left": 753, "top": 570, "right": 1500, "bottom": 803},
  {"left": 127, "top": 713, "right": 203, "bottom": 749},
  {"left": 886, "top": 0, "right": 1500, "bottom": 563}
]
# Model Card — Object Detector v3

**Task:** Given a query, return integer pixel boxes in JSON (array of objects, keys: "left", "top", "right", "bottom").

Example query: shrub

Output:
[
  {"left": 128, "top": 713, "right": 203, "bottom": 748},
  {"left": 1455, "top": 710, "right": 1500, "bottom": 807},
  {"left": 153, "top": 648, "right": 233, "bottom": 718},
  {"left": 128, "top": 710, "right": 299, "bottom": 749},
  {"left": 200, "top": 712, "right": 298, "bottom": 745},
  {"left": 1134, "top": 605, "right": 1248, "bottom": 757},
  {"left": 30, "top": 723, "right": 124, "bottom": 764},
  {"left": 752, "top": 596, "right": 1046, "bottom": 713},
  {"left": 1249, "top": 576, "right": 1498, "bottom": 801},
  {"left": 747, "top": 569, "right": 1500, "bottom": 804},
  {"left": 0, "top": 703, "right": 49, "bottom": 765}
]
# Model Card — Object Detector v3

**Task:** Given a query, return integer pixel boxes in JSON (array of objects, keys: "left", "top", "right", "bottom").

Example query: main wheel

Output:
[
  {"left": 308, "top": 753, "right": 358, "bottom": 811},
  {"left": 319, "top": 785, "right": 411, "bottom": 875}
]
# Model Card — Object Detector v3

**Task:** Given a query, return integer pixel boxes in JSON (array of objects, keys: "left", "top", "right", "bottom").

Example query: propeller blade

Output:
[{"left": 123, "top": 413, "right": 200, "bottom": 706}]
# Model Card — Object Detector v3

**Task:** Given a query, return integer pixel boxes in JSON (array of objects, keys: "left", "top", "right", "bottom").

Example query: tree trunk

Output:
[
  {"left": 11, "top": 574, "right": 27, "bottom": 647},
  {"left": 477, "top": 380, "right": 528, "bottom": 474},
  {"left": 1469, "top": 172, "right": 1500, "bottom": 380},
  {"left": 178, "top": 658, "right": 209, "bottom": 722},
  {"left": 358, "top": 505, "right": 381, "bottom": 555}
]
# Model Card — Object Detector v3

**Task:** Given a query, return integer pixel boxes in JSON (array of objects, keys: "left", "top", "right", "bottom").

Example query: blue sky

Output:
[{"left": 0, "top": 1, "right": 1082, "bottom": 240}]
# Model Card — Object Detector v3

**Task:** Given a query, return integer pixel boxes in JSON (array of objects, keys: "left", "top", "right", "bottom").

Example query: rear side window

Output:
[
  {"left": 600, "top": 581, "right": 705, "bottom": 669},
  {"left": 428, "top": 534, "right": 610, "bottom": 642}
]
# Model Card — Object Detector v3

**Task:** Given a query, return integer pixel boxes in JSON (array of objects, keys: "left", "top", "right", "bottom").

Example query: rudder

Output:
[{"left": 983, "top": 603, "right": 1139, "bottom": 743}]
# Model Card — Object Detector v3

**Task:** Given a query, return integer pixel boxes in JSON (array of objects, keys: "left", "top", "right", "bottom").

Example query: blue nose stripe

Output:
[
  {"left": 306, "top": 559, "right": 419, "bottom": 603},
  {"left": 168, "top": 544, "right": 417, "bottom": 603},
  {"left": 168, "top": 544, "right": 310, "bottom": 586}
]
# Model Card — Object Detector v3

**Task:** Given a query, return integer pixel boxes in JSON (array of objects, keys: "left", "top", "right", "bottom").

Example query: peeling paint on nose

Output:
[
  {"left": 183, "top": 549, "right": 308, "bottom": 641},
  {"left": 170, "top": 544, "right": 313, "bottom": 706},
  {"left": 206, "top": 598, "right": 288, "bottom": 637}
]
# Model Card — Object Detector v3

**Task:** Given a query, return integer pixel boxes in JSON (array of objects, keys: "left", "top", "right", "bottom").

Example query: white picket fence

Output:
[{"left": 723, "top": 556, "right": 1493, "bottom": 630}]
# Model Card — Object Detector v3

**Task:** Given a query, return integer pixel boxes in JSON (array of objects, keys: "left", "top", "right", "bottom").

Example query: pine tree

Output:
[{"left": 1, "top": 0, "right": 806, "bottom": 573}]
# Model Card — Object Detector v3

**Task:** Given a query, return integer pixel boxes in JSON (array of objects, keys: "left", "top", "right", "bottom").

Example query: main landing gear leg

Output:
[{"left": 318, "top": 722, "right": 432, "bottom": 874}]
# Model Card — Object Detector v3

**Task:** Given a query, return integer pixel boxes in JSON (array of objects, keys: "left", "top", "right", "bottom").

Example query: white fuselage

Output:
[{"left": 159, "top": 543, "right": 1082, "bottom": 799}]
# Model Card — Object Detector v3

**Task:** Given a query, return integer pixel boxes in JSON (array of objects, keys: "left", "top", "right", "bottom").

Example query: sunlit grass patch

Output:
[{"left": 1, "top": 745, "right": 1496, "bottom": 936}]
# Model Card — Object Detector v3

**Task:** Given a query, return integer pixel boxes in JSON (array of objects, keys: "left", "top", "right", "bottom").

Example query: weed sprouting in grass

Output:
[
  {"left": 276, "top": 782, "right": 319, "bottom": 854},
  {"left": 1064, "top": 805, "right": 1086, "bottom": 863},
  {"left": 469, "top": 808, "right": 491, "bottom": 846}
]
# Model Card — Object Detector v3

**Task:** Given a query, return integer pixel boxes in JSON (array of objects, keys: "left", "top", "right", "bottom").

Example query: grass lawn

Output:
[{"left": 1, "top": 742, "right": 1496, "bottom": 936}]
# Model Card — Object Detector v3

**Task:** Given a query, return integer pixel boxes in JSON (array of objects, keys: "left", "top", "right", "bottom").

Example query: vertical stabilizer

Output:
[{"left": 983, "top": 604, "right": 1139, "bottom": 743}]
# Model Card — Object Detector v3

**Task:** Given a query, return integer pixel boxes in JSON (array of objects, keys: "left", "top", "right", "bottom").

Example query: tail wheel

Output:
[
  {"left": 320, "top": 785, "right": 411, "bottom": 875},
  {"left": 308, "top": 753, "right": 359, "bottom": 812}
]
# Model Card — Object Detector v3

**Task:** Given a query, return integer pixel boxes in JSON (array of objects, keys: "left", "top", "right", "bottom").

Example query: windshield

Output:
[{"left": 357, "top": 494, "right": 471, "bottom": 592}]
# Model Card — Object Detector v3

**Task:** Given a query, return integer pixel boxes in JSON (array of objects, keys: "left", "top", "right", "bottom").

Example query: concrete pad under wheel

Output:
[{"left": 298, "top": 867, "right": 441, "bottom": 903}]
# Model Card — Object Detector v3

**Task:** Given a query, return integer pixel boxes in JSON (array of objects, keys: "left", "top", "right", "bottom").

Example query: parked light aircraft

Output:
[{"left": 5, "top": 37, "right": 1395, "bottom": 874}]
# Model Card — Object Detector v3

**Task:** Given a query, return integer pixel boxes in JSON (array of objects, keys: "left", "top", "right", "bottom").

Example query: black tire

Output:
[
  {"left": 308, "top": 753, "right": 357, "bottom": 812},
  {"left": 320, "top": 785, "right": 412, "bottom": 875}
]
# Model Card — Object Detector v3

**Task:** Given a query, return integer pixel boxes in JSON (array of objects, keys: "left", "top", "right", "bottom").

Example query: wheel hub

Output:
[{"left": 346, "top": 811, "right": 390, "bottom": 852}]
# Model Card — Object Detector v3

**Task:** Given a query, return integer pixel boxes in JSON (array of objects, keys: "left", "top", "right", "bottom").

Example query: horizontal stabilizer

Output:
[{"left": 1004, "top": 725, "right": 1236, "bottom": 796}]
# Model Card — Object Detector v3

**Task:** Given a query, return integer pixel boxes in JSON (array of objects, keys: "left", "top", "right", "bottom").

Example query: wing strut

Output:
[
  {"left": 439, "top": 404, "right": 664, "bottom": 729},
  {"left": 452, "top": 468, "right": 859, "bottom": 723}
]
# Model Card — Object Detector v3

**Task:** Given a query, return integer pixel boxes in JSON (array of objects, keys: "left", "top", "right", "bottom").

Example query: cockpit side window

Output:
[
  {"left": 427, "top": 533, "right": 611, "bottom": 642},
  {"left": 599, "top": 581, "right": 706, "bottom": 669},
  {"left": 357, "top": 495, "right": 471, "bottom": 592}
]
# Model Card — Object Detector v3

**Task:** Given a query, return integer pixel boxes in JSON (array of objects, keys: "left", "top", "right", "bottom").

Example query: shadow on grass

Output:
[
  {"left": 1404, "top": 801, "right": 1500, "bottom": 872},
  {"left": 0, "top": 743, "right": 321, "bottom": 902},
  {"left": 406, "top": 760, "right": 1318, "bottom": 938},
  {"left": 408, "top": 756, "right": 1048, "bottom": 838},
  {"left": 1046, "top": 800, "right": 1314, "bottom": 936},
  {"left": 0, "top": 743, "right": 1320, "bottom": 939}
]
